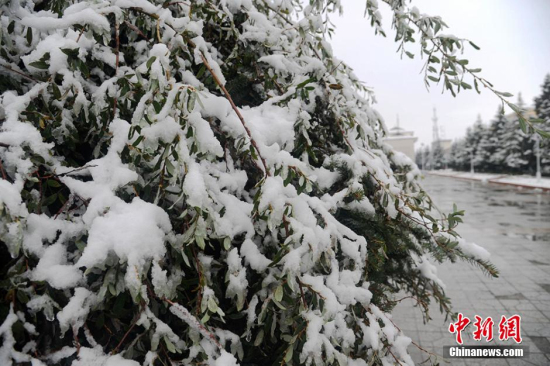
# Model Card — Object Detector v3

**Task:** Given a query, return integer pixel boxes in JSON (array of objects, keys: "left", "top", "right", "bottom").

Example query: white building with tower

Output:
[{"left": 384, "top": 116, "right": 418, "bottom": 161}]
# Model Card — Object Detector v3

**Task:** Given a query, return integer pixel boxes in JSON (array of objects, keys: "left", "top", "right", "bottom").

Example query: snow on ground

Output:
[
  {"left": 494, "top": 175, "right": 550, "bottom": 189},
  {"left": 427, "top": 170, "right": 550, "bottom": 190}
]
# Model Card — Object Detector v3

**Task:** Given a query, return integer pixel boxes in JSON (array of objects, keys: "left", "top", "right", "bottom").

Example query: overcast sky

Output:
[{"left": 329, "top": 0, "right": 550, "bottom": 145}]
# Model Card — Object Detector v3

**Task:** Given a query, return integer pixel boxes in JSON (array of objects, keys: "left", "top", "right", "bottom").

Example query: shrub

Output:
[{"left": 0, "top": 1, "right": 497, "bottom": 365}]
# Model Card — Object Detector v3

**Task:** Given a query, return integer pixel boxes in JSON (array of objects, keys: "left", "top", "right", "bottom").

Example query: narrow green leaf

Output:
[
  {"left": 164, "top": 337, "right": 177, "bottom": 353},
  {"left": 496, "top": 91, "right": 513, "bottom": 98},
  {"left": 26, "top": 27, "right": 33, "bottom": 46},
  {"left": 274, "top": 285, "right": 283, "bottom": 302},
  {"left": 207, "top": 297, "right": 218, "bottom": 313},
  {"left": 29, "top": 61, "right": 49, "bottom": 70},
  {"left": 146, "top": 56, "right": 157, "bottom": 69},
  {"left": 284, "top": 346, "right": 294, "bottom": 363},
  {"left": 518, "top": 116, "right": 527, "bottom": 133},
  {"left": 272, "top": 298, "right": 286, "bottom": 310}
]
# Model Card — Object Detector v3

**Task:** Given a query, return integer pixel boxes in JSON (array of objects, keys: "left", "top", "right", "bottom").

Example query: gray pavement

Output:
[{"left": 392, "top": 175, "right": 550, "bottom": 366}]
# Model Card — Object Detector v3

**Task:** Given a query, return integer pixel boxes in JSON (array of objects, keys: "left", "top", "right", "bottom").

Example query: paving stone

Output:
[
  {"left": 391, "top": 176, "right": 550, "bottom": 365},
  {"left": 495, "top": 293, "right": 528, "bottom": 301},
  {"left": 529, "top": 337, "right": 550, "bottom": 354}
]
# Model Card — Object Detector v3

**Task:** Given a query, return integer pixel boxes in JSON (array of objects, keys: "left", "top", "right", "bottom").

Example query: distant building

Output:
[
  {"left": 438, "top": 139, "right": 452, "bottom": 154},
  {"left": 384, "top": 117, "right": 418, "bottom": 160}
]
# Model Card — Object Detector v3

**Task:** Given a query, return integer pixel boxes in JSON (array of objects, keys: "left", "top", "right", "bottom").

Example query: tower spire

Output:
[
  {"left": 517, "top": 92, "right": 525, "bottom": 109},
  {"left": 432, "top": 108, "right": 440, "bottom": 142}
]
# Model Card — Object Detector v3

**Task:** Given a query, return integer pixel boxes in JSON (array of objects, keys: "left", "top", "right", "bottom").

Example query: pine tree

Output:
[
  {"left": 534, "top": 74, "right": 550, "bottom": 174},
  {"left": 0, "top": 1, "right": 498, "bottom": 366},
  {"left": 415, "top": 146, "right": 424, "bottom": 168},
  {"left": 471, "top": 115, "right": 491, "bottom": 171},
  {"left": 447, "top": 141, "right": 460, "bottom": 170},
  {"left": 501, "top": 94, "right": 532, "bottom": 173},
  {"left": 429, "top": 141, "right": 445, "bottom": 170},
  {"left": 458, "top": 117, "right": 483, "bottom": 172},
  {"left": 487, "top": 108, "right": 509, "bottom": 172}
]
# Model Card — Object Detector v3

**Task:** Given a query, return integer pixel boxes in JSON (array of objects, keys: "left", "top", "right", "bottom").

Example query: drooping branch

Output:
[{"left": 196, "top": 51, "right": 270, "bottom": 176}]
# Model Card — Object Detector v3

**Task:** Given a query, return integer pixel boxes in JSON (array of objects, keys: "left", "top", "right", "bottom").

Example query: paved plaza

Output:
[{"left": 392, "top": 175, "right": 550, "bottom": 366}]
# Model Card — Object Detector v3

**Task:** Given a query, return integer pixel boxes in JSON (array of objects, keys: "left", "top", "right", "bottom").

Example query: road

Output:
[{"left": 391, "top": 175, "right": 550, "bottom": 366}]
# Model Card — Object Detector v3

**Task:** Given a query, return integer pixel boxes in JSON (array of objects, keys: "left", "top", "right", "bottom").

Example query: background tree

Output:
[
  {"left": 415, "top": 145, "right": 425, "bottom": 169},
  {"left": 534, "top": 74, "right": 550, "bottom": 174},
  {"left": 486, "top": 108, "right": 509, "bottom": 172},
  {"left": 470, "top": 115, "right": 491, "bottom": 171},
  {"left": 428, "top": 141, "right": 445, "bottom": 170},
  {"left": 500, "top": 94, "right": 533, "bottom": 173}
]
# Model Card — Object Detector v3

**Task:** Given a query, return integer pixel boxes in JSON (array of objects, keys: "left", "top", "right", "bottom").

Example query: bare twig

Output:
[
  {"left": 124, "top": 20, "right": 149, "bottom": 41},
  {"left": 163, "top": 298, "right": 223, "bottom": 349},
  {"left": 76, "top": 26, "right": 86, "bottom": 43},
  {"left": 0, "top": 64, "right": 40, "bottom": 83},
  {"left": 53, "top": 164, "right": 97, "bottom": 177},
  {"left": 387, "top": 316, "right": 441, "bottom": 359},
  {"left": 195, "top": 48, "right": 271, "bottom": 176},
  {"left": 54, "top": 197, "right": 71, "bottom": 220},
  {"left": 73, "top": 325, "right": 81, "bottom": 356},
  {"left": 111, "top": 307, "right": 144, "bottom": 354},
  {"left": 0, "top": 158, "right": 7, "bottom": 180}
]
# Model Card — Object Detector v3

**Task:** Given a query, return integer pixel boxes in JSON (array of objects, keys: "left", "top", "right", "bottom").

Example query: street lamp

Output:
[
  {"left": 535, "top": 134, "right": 541, "bottom": 181},
  {"left": 470, "top": 149, "right": 474, "bottom": 175}
]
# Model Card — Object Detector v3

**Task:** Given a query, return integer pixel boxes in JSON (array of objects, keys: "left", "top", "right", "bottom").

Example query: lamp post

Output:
[
  {"left": 535, "top": 134, "right": 541, "bottom": 181},
  {"left": 470, "top": 149, "right": 474, "bottom": 175}
]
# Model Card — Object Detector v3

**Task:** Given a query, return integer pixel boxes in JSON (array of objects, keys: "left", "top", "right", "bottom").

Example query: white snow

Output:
[
  {"left": 240, "top": 239, "right": 271, "bottom": 272},
  {"left": 31, "top": 243, "right": 83, "bottom": 289},
  {"left": 56, "top": 288, "right": 97, "bottom": 336},
  {"left": 72, "top": 346, "right": 140, "bottom": 366},
  {"left": 0, "top": 0, "right": 490, "bottom": 364},
  {"left": 429, "top": 170, "right": 550, "bottom": 190},
  {"left": 77, "top": 197, "right": 172, "bottom": 295}
]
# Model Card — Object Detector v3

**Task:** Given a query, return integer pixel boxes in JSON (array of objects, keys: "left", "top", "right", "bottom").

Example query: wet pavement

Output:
[{"left": 392, "top": 175, "right": 550, "bottom": 366}]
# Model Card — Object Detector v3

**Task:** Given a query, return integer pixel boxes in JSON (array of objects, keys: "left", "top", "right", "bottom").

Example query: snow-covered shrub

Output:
[{"left": 0, "top": 1, "right": 497, "bottom": 365}]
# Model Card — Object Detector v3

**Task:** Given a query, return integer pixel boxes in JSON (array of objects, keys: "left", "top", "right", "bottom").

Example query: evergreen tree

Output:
[
  {"left": 471, "top": 115, "right": 491, "bottom": 171},
  {"left": 429, "top": 141, "right": 445, "bottom": 170},
  {"left": 415, "top": 146, "right": 424, "bottom": 168},
  {"left": 415, "top": 145, "right": 430, "bottom": 171},
  {"left": 459, "top": 118, "right": 484, "bottom": 172},
  {"left": 0, "top": 1, "right": 499, "bottom": 366},
  {"left": 534, "top": 74, "right": 550, "bottom": 174},
  {"left": 501, "top": 94, "right": 532, "bottom": 173},
  {"left": 447, "top": 141, "right": 460, "bottom": 170},
  {"left": 487, "top": 108, "right": 509, "bottom": 172}
]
